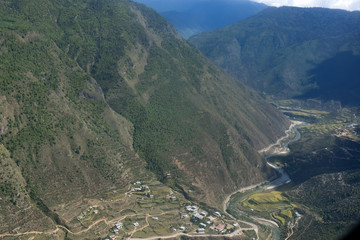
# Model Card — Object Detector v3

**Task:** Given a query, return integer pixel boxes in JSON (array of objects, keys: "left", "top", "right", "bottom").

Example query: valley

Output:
[
  {"left": 0, "top": 0, "right": 289, "bottom": 239},
  {"left": 1, "top": 1, "right": 359, "bottom": 239},
  {"left": 0, "top": 119, "right": 298, "bottom": 240},
  {"left": 224, "top": 119, "right": 304, "bottom": 240},
  {"left": 1, "top": 96, "right": 359, "bottom": 240},
  {"left": 222, "top": 103, "right": 360, "bottom": 240},
  {"left": 188, "top": 7, "right": 360, "bottom": 237}
]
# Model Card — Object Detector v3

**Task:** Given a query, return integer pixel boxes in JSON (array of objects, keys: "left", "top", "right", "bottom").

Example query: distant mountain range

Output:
[
  {"left": 134, "top": 0, "right": 267, "bottom": 38},
  {"left": 190, "top": 7, "right": 360, "bottom": 106}
]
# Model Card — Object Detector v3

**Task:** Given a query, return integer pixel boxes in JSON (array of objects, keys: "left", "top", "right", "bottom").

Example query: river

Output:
[
  {"left": 224, "top": 120, "right": 306, "bottom": 240},
  {"left": 263, "top": 121, "right": 306, "bottom": 189}
]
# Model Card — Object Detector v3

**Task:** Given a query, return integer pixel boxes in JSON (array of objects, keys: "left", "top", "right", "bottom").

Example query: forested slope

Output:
[
  {"left": 190, "top": 7, "right": 360, "bottom": 105},
  {"left": 0, "top": 0, "right": 289, "bottom": 233}
]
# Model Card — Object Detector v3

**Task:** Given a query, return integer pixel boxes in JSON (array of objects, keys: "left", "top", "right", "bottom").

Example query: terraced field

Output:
[{"left": 241, "top": 191, "right": 297, "bottom": 226}]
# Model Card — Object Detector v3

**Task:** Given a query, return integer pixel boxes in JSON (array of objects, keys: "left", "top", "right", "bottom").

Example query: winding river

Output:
[{"left": 223, "top": 120, "right": 305, "bottom": 240}]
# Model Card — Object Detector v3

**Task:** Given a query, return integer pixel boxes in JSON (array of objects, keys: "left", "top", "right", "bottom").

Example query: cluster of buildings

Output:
[
  {"left": 196, "top": 222, "right": 230, "bottom": 234},
  {"left": 183, "top": 205, "right": 234, "bottom": 234},
  {"left": 77, "top": 205, "right": 101, "bottom": 221},
  {"left": 336, "top": 123, "right": 359, "bottom": 137},
  {"left": 132, "top": 181, "right": 149, "bottom": 192},
  {"left": 102, "top": 180, "right": 242, "bottom": 239}
]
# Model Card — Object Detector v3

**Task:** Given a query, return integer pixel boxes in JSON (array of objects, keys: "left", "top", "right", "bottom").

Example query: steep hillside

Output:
[
  {"left": 0, "top": 4, "right": 144, "bottom": 232},
  {"left": 0, "top": 0, "right": 289, "bottom": 234},
  {"left": 190, "top": 7, "right": 360, "bottom": 105},
  {"left": 134, "top": 0, "right": 267, "bottom": 39}
]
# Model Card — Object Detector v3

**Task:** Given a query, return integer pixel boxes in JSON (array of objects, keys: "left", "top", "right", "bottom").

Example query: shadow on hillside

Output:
[
  {"left": 299, "top": 51, "right": 360, "bottom": 106},
  {"left": 275, "top": 136, "right": 360, "bottom": 186}
]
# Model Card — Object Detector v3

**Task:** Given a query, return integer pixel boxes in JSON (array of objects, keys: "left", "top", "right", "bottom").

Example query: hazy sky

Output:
[{"left": 251, "top": 0, "right": 360, "bottom": 11}]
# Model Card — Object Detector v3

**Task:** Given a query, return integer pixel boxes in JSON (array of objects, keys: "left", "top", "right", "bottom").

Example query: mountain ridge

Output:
[
  {"left": 134, "top": 0, "right": 267, "bottom": 38},
  {"left": 189, "top": 6, "right": 360, "bottom": 105}
]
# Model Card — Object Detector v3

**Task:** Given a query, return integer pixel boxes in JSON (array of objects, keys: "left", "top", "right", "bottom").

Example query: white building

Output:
[
  {"left": 115, "top": 221, "right": 123, "bottom": 229},
  {"left": 194, "top": 212, "right": 204, "bottom": 219},
  {"left": 200, "top": 211, "right": 208, "bottom": 216}
]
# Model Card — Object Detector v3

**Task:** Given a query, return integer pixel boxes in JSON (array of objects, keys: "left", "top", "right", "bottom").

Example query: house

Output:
[
  {"left": 214, "top": 211, "right": 221, "bottom": 217},
  {"left": 193, "top": 212, "right": 204, "bottom": 219},
  {"left": 133, "top": 187, "right": 142, "bottom": 192},
  {"left": 152, "top": 216, "right": 159, "bottom": 220},
  {"left": 115, "top": 221, "right": 123, "bottom": 229},
  {"left": 199, "top": 223, "right": 206, "bottom": 228},
  {"left": 133, "top": 222, "right": 139, "bottom": 226},
  {"left": 170, "top": 195, "right": 176, "bottom": 200},
  {"left": 200, "top": 211, "right": 208, "bottom": 216},
  {"left": 179, "top": 226, "right": 185, "bottom": 231},
  {"left": 215, "top": 224, "right": 225, "bottom": 232},
  {"left": 197, "top": 228, "right": 205, "bottom": 233},
  {"left": 186, "top": 206, "right": 193, "bottom": 211},
  {"left": 182, "top": 214, "right": 189, "bottom": 218}
]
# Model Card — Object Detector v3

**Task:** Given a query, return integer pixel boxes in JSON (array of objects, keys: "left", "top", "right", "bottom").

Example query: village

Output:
[
  {"left": 335, "top": 123, "right": 359, "bottom": 138},
  {"left": 78, "top": 180, "right": 246, "bottom": 240}
]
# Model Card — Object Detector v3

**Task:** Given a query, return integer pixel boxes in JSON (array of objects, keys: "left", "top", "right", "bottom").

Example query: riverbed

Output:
[{"left": 224, "top": 120, "right": 306, "bottom": 240}]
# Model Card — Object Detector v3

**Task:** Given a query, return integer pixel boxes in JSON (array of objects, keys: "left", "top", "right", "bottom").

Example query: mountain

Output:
[
  {"left": 134, "top": 0, "right": 267, "bottom": 38},
  {"left": 0, "top": 0, "right": 289, "bottom": 234},
  {"left": 189, "top": 7, "right": 360, "bottom": 106}
]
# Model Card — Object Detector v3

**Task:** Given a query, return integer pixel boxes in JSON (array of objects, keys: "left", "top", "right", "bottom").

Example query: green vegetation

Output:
[
  {"left": 225, "top": 103, "right": 360, "bottom": 239},
  {"left": 189, "top": 5, "right": 360, "bottom": 239},
  {"left": 280, "top": 108, "right": 328, "bottom": 123},
  {"left": 242, "top": 191, "right": 297, "bottom": 226},
  {"left": 190, "top": 7, "right": 360, "bottom": 105},
  {"left": 272, "top": 107, "right": 360, "bottom": 184},
  {"left": 271, "top": 105, "right": 360, "bottom": 239},
  {"left": 0, "top": 0, "right": 290, "bottom": 236},
  {"left": 287, "top": 170, "right": 360, "bottom": 240}
]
